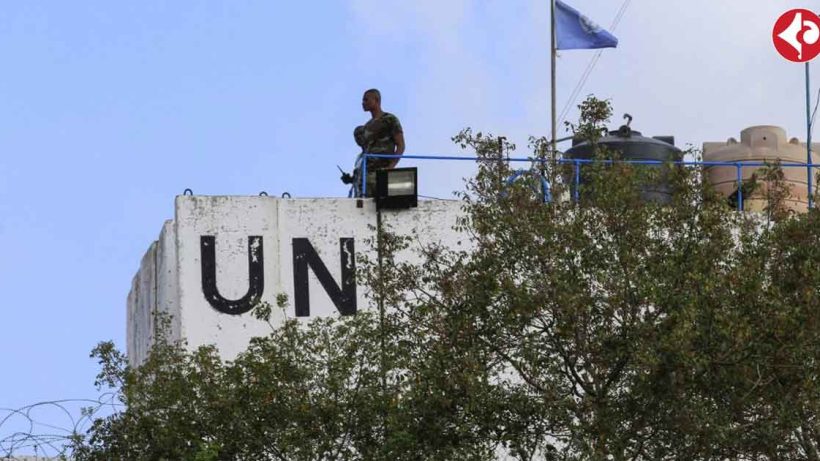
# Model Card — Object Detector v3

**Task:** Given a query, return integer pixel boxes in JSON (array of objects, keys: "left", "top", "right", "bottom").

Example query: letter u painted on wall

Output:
[
  {"left": 200, "top": 236, "right": 356, "bottom": 317},
  {"left": 200, "top": 236, "right": 264, "bottom": 315}
]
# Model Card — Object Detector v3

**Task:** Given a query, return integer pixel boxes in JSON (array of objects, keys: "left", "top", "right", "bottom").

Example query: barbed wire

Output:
[{"left": 0, "top": 394, "right": 122, "bottom": 460}]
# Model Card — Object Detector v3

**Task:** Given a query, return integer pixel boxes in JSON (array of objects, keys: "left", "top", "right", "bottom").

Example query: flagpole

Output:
[{"left": 550, "top": 0, "right": 557, "bottom": 157}]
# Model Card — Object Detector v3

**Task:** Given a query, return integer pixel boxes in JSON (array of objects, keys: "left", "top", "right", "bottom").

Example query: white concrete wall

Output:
[
  {"left": 156, "top": 220, "right": 180, "bottom": 342},
  {"left": 127, "top": 196, "right": 467, "bottom": 366},
  {"left": 126, "top": 241, "right": 156, "bottom": 365}
]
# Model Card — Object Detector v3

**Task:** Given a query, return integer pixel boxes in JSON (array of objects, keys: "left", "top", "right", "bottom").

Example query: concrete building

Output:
[{"left": 127, "top": 195, "right": 466, "bottom": 365}]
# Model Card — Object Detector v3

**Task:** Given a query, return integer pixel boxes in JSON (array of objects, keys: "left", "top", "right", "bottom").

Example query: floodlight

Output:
[{"left": 375, "top": 167, "right": 418, "bottom": 210}]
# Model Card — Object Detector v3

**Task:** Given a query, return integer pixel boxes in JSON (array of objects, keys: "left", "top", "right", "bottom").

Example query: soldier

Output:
[{"left": 341, "top": 89, "right": 405, "bottom": 196}]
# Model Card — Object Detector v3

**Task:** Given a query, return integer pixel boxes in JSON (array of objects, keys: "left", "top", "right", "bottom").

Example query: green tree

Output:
[{"left": 74, "top": 96, "right": 820, "bottom": 460}]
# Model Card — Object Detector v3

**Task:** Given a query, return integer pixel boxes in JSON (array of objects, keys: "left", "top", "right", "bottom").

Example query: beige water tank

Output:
[{"left": 703, "top": 126, "right": 819, "bottom": 213}]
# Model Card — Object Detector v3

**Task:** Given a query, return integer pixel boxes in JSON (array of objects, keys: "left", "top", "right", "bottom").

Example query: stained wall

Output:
[{"left": 127, "top": 196, "right": 466, "bottom": 366}]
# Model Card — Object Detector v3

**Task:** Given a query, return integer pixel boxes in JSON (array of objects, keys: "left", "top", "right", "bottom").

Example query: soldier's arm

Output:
[{"left": 389, "top": 131, "right": 405, "bottom": 168}]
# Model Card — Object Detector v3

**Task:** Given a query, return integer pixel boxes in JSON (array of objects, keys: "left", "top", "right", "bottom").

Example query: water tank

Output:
[
  {"left": 564, "top": 121, "right": 683, "bottom": 203},
  {"left": 703, "top": 126, "right": 819, "bottom": 213}
]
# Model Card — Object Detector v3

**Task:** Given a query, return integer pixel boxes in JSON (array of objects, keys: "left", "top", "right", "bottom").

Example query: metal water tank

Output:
[{"left": 564, "top": 119, "right": 683, "bottom": 203}]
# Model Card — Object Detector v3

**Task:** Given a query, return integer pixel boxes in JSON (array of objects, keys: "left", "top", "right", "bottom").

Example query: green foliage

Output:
[{"left": 74, "top": 97, "right": 820, "bottom": 460}]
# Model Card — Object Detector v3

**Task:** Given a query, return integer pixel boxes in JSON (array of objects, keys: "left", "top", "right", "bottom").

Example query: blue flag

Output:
[{"left": 555, "top": 0, "right": 618, "bottom": 50}]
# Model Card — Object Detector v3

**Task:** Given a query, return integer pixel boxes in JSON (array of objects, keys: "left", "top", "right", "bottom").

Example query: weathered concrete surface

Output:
[
  {"left": 127, "top": 197, "right": 467, "bottom": 366},
  {"left": 127, "top": 220, "right": 181, "bottom": 365},
  {"left": 126, "top": 240, "right": 156, "bottom": 366}
]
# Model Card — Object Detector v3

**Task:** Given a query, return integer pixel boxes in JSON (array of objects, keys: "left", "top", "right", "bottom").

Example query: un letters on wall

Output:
[{"left": 200, "top": 235, "right": 357, "bottom": 317}]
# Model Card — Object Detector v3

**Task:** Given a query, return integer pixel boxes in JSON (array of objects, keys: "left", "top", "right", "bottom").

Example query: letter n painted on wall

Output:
[
  {"left": 292, "top": 238, "right": 356, "bottom": 317},
  {"left": 200, "top": 236, "right": 264, "bottom": 315}
]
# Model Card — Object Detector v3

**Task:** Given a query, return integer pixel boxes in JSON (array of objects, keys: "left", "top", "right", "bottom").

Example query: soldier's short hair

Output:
[{"left": 364, "top": 88, "right": 381, "bottom": 102}]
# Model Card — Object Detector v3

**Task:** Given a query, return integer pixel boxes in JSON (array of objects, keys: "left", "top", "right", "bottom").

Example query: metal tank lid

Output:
[{"left": 569, "top": 114, "right": 680, "bottom": 150}]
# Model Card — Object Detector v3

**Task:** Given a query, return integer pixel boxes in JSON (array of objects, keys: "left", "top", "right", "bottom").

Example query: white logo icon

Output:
[
  {"left": 777, "top": 12, "right": 820, "bottom": 59},
  {"left": 578, "top": 14, "right": 602, "bottom": 34}
]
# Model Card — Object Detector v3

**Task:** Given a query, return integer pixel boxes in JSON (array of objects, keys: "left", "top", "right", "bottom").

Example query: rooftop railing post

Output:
[
  {"left": 574, "top": 159, "right": 581, "bottom": 203},
  {"left": 736, "top": 163, "right": 743, "bottom": 212},
  {"left": 541, "top": 175, "right": 552, "bottom": 203},
  {"left": 361, "top": 154, "right": 368, "bottom": 198}
]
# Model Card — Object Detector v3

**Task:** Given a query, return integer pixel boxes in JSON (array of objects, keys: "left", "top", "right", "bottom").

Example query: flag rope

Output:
[{"left": 557, "top": 0, "right": 631, "bottom": 126}]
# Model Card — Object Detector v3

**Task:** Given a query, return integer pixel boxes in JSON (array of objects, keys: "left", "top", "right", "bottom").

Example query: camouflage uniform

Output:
[{"left": 353, "top": 112, "right": 403, "bottom": 196}]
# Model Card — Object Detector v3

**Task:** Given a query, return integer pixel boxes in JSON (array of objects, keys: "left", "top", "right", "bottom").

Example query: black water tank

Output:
[{"left": 564, "top": 122, "right": 683, "bottom": 203}]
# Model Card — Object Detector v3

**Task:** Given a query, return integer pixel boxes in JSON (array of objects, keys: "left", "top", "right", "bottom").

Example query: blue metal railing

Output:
[{"left": 357, "top": 153, "right": 819, "bottom": 211}]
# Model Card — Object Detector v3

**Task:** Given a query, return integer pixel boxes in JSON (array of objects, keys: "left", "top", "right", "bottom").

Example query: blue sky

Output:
[{"left": 0, "top": 0, "right": 816, "bottom": 446}]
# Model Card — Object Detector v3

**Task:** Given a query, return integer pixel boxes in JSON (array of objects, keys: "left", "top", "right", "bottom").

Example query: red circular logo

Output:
[{"left": 772, "top": 9, "right": 820, "bottom": 62}]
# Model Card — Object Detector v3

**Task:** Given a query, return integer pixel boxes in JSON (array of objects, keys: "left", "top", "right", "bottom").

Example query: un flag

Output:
[{"left": 555, "top": 0, "right": 619, "bottom": 50}]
